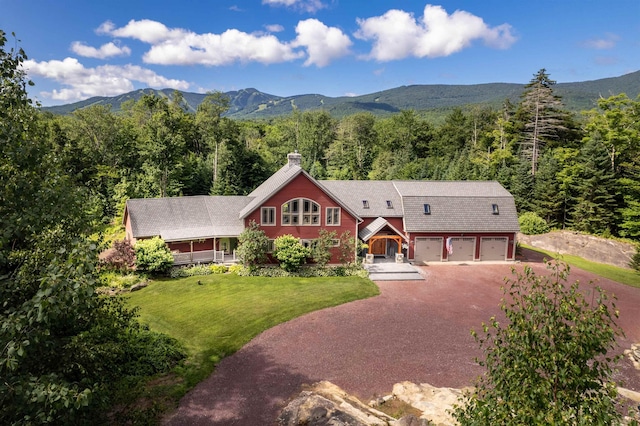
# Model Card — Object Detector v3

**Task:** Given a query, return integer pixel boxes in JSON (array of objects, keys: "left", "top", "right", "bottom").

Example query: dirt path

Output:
[{"left": 164, "top": 253, "right": 640, "bottom": 425}]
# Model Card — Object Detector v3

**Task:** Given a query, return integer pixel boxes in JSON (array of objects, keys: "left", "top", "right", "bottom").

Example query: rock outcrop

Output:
[
  {"left": 278, "top": 381, "right": 464, "bottom": 426},
  {"left": 518, "top": 231, "right": 635, "bottom": 269}
]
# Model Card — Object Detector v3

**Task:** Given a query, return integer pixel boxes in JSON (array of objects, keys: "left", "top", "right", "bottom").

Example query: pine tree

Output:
[
  {"left": 517, "top": 69, "right": 569, "bottom": 175},
  {"left": 532, "top": 151, "right": 563, "bottom": 227},
  {"left": 570, "top": 136, "right": 619, "bottom": 235}
]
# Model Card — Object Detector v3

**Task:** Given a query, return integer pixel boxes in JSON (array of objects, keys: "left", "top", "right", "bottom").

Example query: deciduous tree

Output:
[{"left": 453, "top": 261, "right": 624, "bottom": 425}]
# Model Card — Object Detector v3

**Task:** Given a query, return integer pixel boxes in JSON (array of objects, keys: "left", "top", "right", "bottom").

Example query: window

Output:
[
  {"left": 326, "top": 207, "right": 341, "bottom": 225},
  {"left": 282, "top": 198, "right": 320, "bottom": 226},
  {"left": 362, "top": 200, "right": 369, "bottom": 209},
  {"left": 266, "top": 239, "right": 275, "bottom": 253},
  {"left": 386, "top": 200, "right": 393, "bottom": 209},
  {"left": 261, "top": 207, "right": 275, "bottom": 225},
  {"left": 423, "top": 203, "right": 431, "bottom": 215},
  {"left": 300, "top": 239, "right": 314, "bottom": 248},
  {"left": 492, "top": 204, "right": 499, "bottom": 215},
  {"left": 331, "top": 239, "right": 340, "bottom": 247}
]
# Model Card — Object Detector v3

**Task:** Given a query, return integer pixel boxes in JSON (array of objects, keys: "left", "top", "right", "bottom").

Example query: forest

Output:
[{"left": 39, "top": 69, "right": 640, "bottom": 242}]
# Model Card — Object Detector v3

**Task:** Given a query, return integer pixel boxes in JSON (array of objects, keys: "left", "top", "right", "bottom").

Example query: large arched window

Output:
[{"left": 282, "top": 198, "right": 320, "bottom": 225}]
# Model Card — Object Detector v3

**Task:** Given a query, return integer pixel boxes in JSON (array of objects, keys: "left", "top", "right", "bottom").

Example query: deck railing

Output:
[{"left": 172, "top": 249, "right": 238, "bottom": 265}]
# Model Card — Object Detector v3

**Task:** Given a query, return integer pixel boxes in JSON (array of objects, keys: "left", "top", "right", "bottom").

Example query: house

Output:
[{"left": 123, "top": 152, "right": 520, "bottom": 265}]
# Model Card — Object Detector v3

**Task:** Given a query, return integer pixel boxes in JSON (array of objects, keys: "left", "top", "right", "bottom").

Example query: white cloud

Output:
[
  {"left": 292, "top": 19, "right": 351, "bottom": 67},
  {"left": 99, "top": 19, "right": 303, "bottom": 66},
  {"left": 97, "top": 19, "right": 185, "bottom": 44},
  {"left": 262, "top": 0, "right": 327, "bottom": 13},
  {"left": 265, "top": 24, "right": 285, "bottom": 33},
  {"left": 583, "top": 33, "right": 619, "bottom": 50},
  {"left": 23, "top": 57, "right": 189, "bottom": 101},
  {"left": 70, "top": 41, "right": 131, "bottom": 59},
  {"left": 354, "top": 4, "right": 517, "bottom": 61}
]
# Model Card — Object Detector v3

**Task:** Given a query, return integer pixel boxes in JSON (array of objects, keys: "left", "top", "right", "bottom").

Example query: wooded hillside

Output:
[{"left": 38, "top": 68, "right": 640, "bottom": 243}]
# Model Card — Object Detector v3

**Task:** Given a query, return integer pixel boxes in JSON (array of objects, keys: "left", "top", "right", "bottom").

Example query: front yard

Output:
[{"left": 124, "top": 274, "right": 379, "bottom": 418}]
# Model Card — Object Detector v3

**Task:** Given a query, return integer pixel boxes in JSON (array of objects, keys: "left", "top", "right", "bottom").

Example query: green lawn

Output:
[
  {"left": 126, "top": 274, "right": 379, "bottom": 391},
  {"left": 521, "top": 244, "right": 640, "bottom": 288}
]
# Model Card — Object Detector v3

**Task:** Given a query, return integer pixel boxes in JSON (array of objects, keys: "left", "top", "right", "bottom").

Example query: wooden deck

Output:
[{"left": 172, "top": 250, "right": 239, "bottom": 265}]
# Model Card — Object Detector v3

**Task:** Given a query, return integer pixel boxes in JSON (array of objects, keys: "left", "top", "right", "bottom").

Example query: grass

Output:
[
  {"left": 521, "top": 244, "right": 640, "bottom": 288},
  {"left": 125, "top": 273, "right": 379, "bottom": 402}
]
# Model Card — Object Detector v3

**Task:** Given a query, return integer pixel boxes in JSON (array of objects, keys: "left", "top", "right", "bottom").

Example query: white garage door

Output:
[
  {"left": 447, "top": 237, "right": 476, "bottom": 262},
  {"left": 480, "top": 237, "right": 508, "bottom": 261},
  {"left": 414, "top": 237, "right": 442, "bottom": 264}
]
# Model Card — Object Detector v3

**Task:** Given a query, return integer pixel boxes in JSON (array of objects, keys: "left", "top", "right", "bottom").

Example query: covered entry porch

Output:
[{"left": 359, "top": 217, "right": 408, "bottom": 263}]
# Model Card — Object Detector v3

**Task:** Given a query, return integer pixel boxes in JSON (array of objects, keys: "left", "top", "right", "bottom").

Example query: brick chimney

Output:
[{"left": 287, "top": 151, "right": 302, "bottom": 167}]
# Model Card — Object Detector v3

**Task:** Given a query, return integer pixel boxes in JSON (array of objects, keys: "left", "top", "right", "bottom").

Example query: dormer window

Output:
[
  {"left": 492, "top": 204, "right": 499, "bottom": 215},
  {"left": 362, "top": 200, "right": 369, "bottom": 209},
  {"left": 386, "top": 200, "right": 393, "bottom": 209},
  {"left": 423, "top": 204, "right": 431, "bottom": 215}
]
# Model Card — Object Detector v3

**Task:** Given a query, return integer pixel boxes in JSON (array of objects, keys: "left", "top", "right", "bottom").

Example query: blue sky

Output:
[{"left": 2, "top": 0, "right": 639, "bottom": 106}]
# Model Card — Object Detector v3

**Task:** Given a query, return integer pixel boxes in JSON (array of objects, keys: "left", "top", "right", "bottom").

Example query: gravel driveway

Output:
[{"left": 165, "top": 253, "right": 640, "bottom": 425}]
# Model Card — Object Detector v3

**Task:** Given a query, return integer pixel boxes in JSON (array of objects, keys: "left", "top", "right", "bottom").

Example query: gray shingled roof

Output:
[
  {"left": 126, "top": 196, "right": 251, "bottom": 241},
  {"left": 393, "top": 180, "right": 512, "bottom": 197},
  {"left": 359, "top": 217, "right": 408, "bottom": 241},
  {"left": 239, "top": 162, "right": 303, "bottom": 218},
  {"left": 402, "top": 195, "right": 520, "bottom": 233},
  {"left": 319, "top": 180, "right": 404, "bottom": 217}
]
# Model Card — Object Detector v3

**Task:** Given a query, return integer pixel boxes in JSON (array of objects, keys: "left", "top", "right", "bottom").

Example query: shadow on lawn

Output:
[{"left": 164, "top": 345, "right": 313, "bottom": 425}]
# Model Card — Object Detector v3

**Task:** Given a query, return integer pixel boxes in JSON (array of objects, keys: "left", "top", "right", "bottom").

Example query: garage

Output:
[
  {"left": 480, "top": 237, "right": 508, "bottom": 261},
  {"left": 414, "top": 237, "right": 442, "bottom": 264},
  {"left": 447, "top": 237, "right": 476, "bottom": 262}
]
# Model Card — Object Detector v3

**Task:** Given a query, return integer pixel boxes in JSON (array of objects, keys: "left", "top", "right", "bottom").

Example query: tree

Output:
[
  {"left": 0, "top": 31, "right": 183, "bottom": 423},
  {"left": 532, "top": 151, "right": 563, "bottom": 226},
  {"left": 453, "top": 261, "right": 624, "bottom": 425},
  {"left": 570, "top": 136, "right": 619, "bottom": 235},
  {"left": 236, "top": 220, "right": 269, "bottom": 268},
  {"left": 517, "top": 69, "right": 569, "bottom": 175}
]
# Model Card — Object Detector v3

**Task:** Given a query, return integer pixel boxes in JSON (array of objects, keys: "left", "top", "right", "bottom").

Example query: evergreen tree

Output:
[
  {"left": 570, "top": 136, "right": 619, "bottom": 235},
  {"left": 532, "top": 151, "right": 563, "bottom": 227},
  {"left": 517, "top": 69, "right": 569, "bottom": 175},
  {"left": 509, "top": 160, "right": 534, "bottom": 213}
]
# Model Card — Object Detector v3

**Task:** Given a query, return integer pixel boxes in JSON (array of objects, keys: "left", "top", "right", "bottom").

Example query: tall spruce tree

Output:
[
  {"left": 532, "top": 151, "right": 563, "bottom": 227},
  {"left": 570, "top": 136, "right": 619, "bottom": 234},
  {"left": 517, "top": 69, "right": 568, "bottom": 175}
]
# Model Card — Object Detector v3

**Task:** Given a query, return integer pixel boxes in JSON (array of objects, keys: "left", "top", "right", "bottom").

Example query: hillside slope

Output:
[{"left": 42, "top": 70, "right": 640, "bottom": 118}]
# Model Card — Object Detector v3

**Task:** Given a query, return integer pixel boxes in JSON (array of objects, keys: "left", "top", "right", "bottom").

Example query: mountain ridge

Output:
[{"left": 41, "top": 70, "right": 640, "bottom": 118}]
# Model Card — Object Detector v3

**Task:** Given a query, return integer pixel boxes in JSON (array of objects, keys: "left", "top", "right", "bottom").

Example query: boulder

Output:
[
  {"left": 277, "top": 381, "right": 395, "bottom": 426},
  {"left": 392, "top": 382, "right": 468, "bottom": 426}
]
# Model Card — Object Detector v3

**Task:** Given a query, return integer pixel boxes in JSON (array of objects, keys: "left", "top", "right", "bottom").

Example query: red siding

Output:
[
  {"left": 408, "top": 232, "right": 517, "bottom": 261},
  {"left": 167, "top": 239, "right": 215, "bottom": 253},
  {"left": 245, "top": 173, "right": 359, "bottom": 263}
]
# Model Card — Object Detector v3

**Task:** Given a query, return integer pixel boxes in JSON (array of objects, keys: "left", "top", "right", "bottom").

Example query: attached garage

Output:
[
  {"left": 414, "top": 237, "right": 443, "bottom": 264},
  {"left": 480, "top": 237, "right": 508, "bottom": 261},
  {"left": 447, "top": 237, "right": 476, "bottom": 262}
]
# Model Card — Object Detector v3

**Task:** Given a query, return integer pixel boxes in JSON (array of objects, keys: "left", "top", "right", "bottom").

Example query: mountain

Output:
[{"left": 41, "top": 70, "right": 640, "bottom": 118}]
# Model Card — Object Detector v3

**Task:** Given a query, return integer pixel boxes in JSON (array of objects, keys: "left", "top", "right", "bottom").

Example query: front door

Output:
[{"left": 370, "top": 239, "right": 387, "bottom": 255}]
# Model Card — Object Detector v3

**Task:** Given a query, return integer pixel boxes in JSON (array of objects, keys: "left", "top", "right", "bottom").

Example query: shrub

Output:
[
  {"left": 312, "top": 229, "right": 337, "bottom": 267},
  {"left": 338, "top": 231, "right": 357, "bottom": 265},
  {"left": 134, "top": 237, "right": 174, "bottom": 275},
  {"left": 101, "top": 240, "right": 135, "bottom": 271},
  {"left": 210, "top": 264, "right": 228, "bottom": 274},
  {"left": 236, "top": 220, "right": 269, "bottom": 267},
  {"left": 518, "top": 211, "right": 550, "bottom": 235},
  {"left": 452, "top": 261, "right": 624, "bottom": 425},
  {"left": 228, "top": 264, "right": 246, "bottom": 275},
  {"left": 274, "top": 235, "right": 311, "bottom": 272}
]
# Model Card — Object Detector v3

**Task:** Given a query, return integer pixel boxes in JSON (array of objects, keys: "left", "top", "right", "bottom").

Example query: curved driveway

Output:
[{"left": 165, "top": 254, "right": 640, "bottom": 425}]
